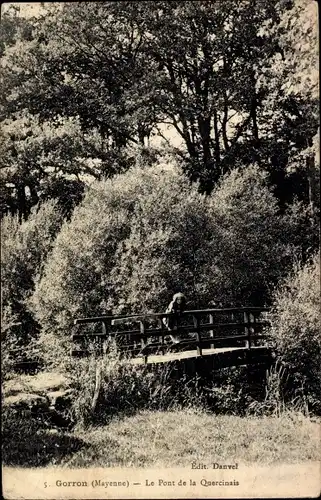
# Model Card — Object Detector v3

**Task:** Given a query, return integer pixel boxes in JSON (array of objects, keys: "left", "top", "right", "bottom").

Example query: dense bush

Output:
[
  {"left": 269, "top": 252, "right": 321, "bottom": 413},
  {"left": 108, "top": 167, "right": 212, "bottom": 313},
  {"left": 30, "top": 163, "right": 210, "bottom": 364},
  {"left": 206, "top": 165, "right": 289, "bottom": 305},
  {"left": 30, "top": 162, "right": 309, "bottom": 366},
  {"left": 65, "top": 354, "right": 273, "bottom": 427},
  {"left": 1, "top": 200, "right": 63, "bottom": 373}
]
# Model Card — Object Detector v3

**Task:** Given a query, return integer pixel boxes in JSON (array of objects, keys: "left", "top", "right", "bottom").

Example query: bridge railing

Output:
[{"left": 71, "top": 307, "right": 271, "bottom": 363}]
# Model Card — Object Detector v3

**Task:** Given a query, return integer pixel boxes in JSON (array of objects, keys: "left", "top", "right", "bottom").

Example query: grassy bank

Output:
[
  {"left": 56, "top": 409, "right": 321, "bottom": 468},
  {"left": 3, "top": 408, "right": 320, "bottom": 468}
]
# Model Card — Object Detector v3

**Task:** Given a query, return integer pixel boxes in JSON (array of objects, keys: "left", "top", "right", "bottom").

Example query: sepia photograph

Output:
[{"left": 1, "top": 1, "right": 320, "bottom": 499}]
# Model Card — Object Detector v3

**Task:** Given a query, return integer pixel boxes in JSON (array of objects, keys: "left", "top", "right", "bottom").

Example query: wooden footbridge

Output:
[{"left": 72, "top": 306, "right": 273, "bottom": 370}]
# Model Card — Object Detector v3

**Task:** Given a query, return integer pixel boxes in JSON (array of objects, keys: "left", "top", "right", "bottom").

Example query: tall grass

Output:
[
  {"left": 66, "top": 350, "right": 208, "bottom": 427},
  {"left": 66, "top": 348, "right": 296, "bottom": 428}
]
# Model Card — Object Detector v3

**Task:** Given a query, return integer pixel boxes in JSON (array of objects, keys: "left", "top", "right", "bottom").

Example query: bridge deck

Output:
[{"left": 130, "top": 345, "right": 268, "bottom": 365}]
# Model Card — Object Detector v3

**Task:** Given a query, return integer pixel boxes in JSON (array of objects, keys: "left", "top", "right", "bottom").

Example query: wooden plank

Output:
[
  {"left": 130, "top": 345, "right": 272, "bottom": 366},
  {"left": 157, "top": 318, "right": 166, "bottom": 355},
  {"left": 71, "top": 334, "right": 270, "bottom": 358},
  {"left": 200, "top": 334, "right": 248, "bottom": 345},
  {"left": 209, "top": 313, "right": 214, "bottom": 349},
  {"left": 111, "top": 315, "right": 158, "bottom": 325},
  {"left": 101, "top": 320, "right": 110, "bottom": 355}
]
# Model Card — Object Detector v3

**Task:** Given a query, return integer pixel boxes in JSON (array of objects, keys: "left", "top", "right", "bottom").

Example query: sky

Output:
[{"left": 1, "top": 2, "right": 46, "bottom": 16}]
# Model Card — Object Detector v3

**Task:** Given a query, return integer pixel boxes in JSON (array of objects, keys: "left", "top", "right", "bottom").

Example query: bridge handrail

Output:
[
  {"left": 72, "top": 306, "right": 272, "bottom": 362},
  {"left": 72, "top": 320, "right": 271, "bottom": 340},
  {"left": 74, "top": 306, "right": 270, "bottom": 325}
]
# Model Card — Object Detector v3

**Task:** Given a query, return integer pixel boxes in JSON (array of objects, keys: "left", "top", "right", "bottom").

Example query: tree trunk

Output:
[
  {"left": 16, "top": 183, "right": 27, "bottom": 222},
  {"left": 306, "top": 148, "right": 316, "bottom": 220},
  {"left": 212, "top": 110, "right": 220, "bottom": 165}
]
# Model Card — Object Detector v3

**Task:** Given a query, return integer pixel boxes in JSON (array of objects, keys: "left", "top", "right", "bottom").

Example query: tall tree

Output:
[
  {"left": 0, "top": 2, "right": 158, "bottom": 218},
  {"left": 140, "top": 0, "right": 299, "bottom": 192},
  {"left": 1, "top": 0, "right": 318, "bottom": 207}
]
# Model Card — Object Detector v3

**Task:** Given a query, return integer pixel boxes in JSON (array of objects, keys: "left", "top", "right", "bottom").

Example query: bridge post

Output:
[
  {"left": 101, "top": 320, "right": 110, "bottom": 355},
  {"left": 244, "top": 311, "right": 251, "bottom": 349},
  {"left": 193, "top": 315, "right": 202, "bottom": 356},
  {"left": 209, "top": 313, "right": 215, "bottom": 349},
  {"left": 140, "top": 320, "right": 148, "bottom": 364},
  {"left": 158, "top": 318, "right": 165, "bottom": 355},
  {"left": 249, "top": 312, "right": 255, "bottom": 346}
]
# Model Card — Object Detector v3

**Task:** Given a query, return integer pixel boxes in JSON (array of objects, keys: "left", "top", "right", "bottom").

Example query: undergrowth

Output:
[{"left": 64, "top": 345, "right": 316, "bottom": 428}]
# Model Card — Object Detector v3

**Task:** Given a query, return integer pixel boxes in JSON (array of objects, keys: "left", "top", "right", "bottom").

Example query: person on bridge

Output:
[{"left": 163, "top": 292, "right": 186, "bottom": 344}]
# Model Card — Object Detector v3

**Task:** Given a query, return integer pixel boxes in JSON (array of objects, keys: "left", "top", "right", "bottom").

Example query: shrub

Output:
[
  {"left": 30, "top": 163, "right": 213, "bottom": 365},
  {"left": 206, "top": 164, "right": 291, "bottom": 305},
  {"left": 281, "top": 198, "right": 320, "bottom": 262},
  {"left": 269, "top": 252, "right": 321, "bottom": 413},
  {"left": 1, "top": 200, "right": 64, "bottom": 373},
  {"left": 30, "top": 162, "right": 304, "bottom": 366},
  {"left": 108, "top": 168, "right": 212, "bottom": 313}
]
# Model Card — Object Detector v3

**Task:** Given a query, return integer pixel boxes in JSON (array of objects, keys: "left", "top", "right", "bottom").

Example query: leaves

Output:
[
  {"left": 28, "top": 162, "right": 303, "bottom": 364},
  {"left": 1, "top": 0, "right": 319, "bottom": 210}
]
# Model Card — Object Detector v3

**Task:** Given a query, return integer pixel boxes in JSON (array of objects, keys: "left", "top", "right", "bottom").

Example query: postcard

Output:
[{"left": 1, "top": 1, "right": 320, "bottom": 499}]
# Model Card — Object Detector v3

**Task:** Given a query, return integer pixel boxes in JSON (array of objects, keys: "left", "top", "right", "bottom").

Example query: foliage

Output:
[
  {"left": 269, "top": 252, "right": 321, "bottom": 413},
  {"left": 258, "top": 0, "right": 319, "bottom": 209},
  {"left": 108, "top": 167, "right": 212, "bottom": 313},
  {"left": 29, "top": 164, "right": 162, "bottom": 364},
  {"left": 29, "top": 162, "right": 303, "bottom": 365},
  {"left": 140, "top": 0, "right": 298, "bottom": 192},
  {"left": 67, "top": 352, "right": 202, "bottom": 428},
  {"left": 206, "top": 165, "right": 293, "bottom": 305},
  {"left": 1, "top": 200, "right": 64, "bottom": 371},
  {"left": 0, "top": 4, "right": 156, "bottom": 219},
  {"left": 0, "top": 114, "right": 88, "bottom": 219},
  {"left": 66, "top": 354, "right": 264, "bottom": 427},
  {"left": 280, "top": 197, "right": 319, "bottom": 262},
  {"left": 246, "top": 361, "right": 311, "bottom": 417},
  {"left": 0, "top": 0, "right": 318, "bottom": 215},
  {"left": 0, "top": 4, "right": 33, "bottom": 57}
]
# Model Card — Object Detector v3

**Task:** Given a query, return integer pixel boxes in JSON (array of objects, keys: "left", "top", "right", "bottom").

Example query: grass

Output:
[
  {"left": 57, "top": 409, "right": 321, "bottom": 468},
  {"left": 3, "top": 361, "right": 320, "bottom": 469}
]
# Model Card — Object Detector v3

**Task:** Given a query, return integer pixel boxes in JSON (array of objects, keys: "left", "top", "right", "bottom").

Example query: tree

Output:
[
  {"left": 0, "top": 114, "right": 88, "bottom": 219},
  {"left": 29, "top": 163, "right": 163, "bottom": 364},
  {"left": 1, "top": 2, "right": 157, "bottom": 147},
  {"left": 140, "top": 0, "right": 315, "bottom": 193},
  {"left": 0, "top": 2, "right": 159, "bottom": 218},
  {"left": 255, "top": 0, "right": 319, "bottom": 210},
  {"left": 206, "top": 164, "right": 294, "bottom": 306},
  {"left": 108, "top": 168, "right": 212, "bottom": 314},
  {"left": 1, "top": 1, "right": 318, "bottom": 212},
  {"left": 1, "top": 200, "right": 64, "bottom": 371}
]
